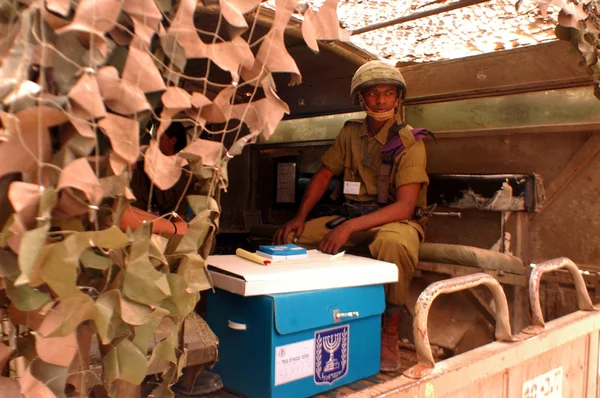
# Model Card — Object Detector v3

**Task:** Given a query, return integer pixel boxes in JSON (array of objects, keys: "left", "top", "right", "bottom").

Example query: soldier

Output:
[
  {"left": 120, "top": 122, "right": 192, "bottom": 236},
  {"left": 273, "top": 60, "right": 429, "bottom": 372},
  {"left": 130, "top": 122, "right": 192, "bottom": 218}
]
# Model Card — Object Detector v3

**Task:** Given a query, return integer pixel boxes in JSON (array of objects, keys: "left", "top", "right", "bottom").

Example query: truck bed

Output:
[
  {"left": 184, "top": 308, "right": 600, "bottom": 397},
  {"left": 194, "top": 349, "right": 418, "bottom": 398}
]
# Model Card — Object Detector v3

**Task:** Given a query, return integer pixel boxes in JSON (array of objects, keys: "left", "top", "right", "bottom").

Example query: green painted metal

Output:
[
  {"left": 261, "top": 86, "right": 600, "bottom": 144},
  {"left": 259, "top": 111, "right": 365, "bottom": 144},
  {"left": 407, "top": 86, "right": 600, "bottom": 132}
]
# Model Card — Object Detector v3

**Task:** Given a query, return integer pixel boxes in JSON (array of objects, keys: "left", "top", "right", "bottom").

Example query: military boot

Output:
[{"left": 380, "top": 311, "right": 402, "bottom": 372}]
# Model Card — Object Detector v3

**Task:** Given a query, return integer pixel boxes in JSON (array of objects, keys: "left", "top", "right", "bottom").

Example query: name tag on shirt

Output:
[{"left": 343, "top": 181, "right": 361, "bottom": 195}]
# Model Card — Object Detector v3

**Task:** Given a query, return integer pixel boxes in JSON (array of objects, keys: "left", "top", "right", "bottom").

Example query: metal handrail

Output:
[
  {"left": 403, "top": 273, "right": 517, "bottom": 379},
  {"left": 523, "top": 257, "right": 597, "bottom": 335}
]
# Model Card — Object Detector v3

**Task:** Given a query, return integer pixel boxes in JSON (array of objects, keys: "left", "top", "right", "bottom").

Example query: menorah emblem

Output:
[
  {"left": 314, "top": 325, "right": 349, "bottom": 385},
  {"left": 323, "top": 332, "right": 342, "bottom": 372}
]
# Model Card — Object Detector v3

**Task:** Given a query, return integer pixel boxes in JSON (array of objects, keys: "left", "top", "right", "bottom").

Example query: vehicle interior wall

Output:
[{"left": 218, "top": 40, "right": 600, "bottom": 322}]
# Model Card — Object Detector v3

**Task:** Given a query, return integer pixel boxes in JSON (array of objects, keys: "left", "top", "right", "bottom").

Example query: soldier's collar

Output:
[{"left": 359, "top": 118, "right": 395, "bottom": 145}]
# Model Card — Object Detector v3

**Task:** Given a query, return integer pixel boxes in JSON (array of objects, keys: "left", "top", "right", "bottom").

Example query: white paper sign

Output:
[
  {"left": 276, "top": 163, "right": 296, "bottom": 203},
  {"left": 343, "top": 181, "right": 360, "bottom": 195},
  {"left": 274, "top": 339, "right": 315, "bottom": 386},
  {"left": 522, "top": 367, "right": 563, "bottom": 398}
]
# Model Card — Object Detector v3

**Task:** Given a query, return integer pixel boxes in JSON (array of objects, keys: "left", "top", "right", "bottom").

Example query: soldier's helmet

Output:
[{"left": 350, "top": 60, "right": 407, "bottom": 104}]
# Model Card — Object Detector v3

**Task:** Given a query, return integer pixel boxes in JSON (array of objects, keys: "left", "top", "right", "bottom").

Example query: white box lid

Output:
[{"left": 207, "top": 250, "right": 398, "bottom": 296}]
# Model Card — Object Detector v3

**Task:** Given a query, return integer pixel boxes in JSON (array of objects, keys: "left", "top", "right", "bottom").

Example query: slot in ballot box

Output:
[{"left": 206, "top": 251, "right": 398, "bottom": 398}]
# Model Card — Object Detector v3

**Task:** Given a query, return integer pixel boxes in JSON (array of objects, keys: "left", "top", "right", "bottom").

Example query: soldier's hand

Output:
[
  {"left": 320, "top": 224, "right": 351, "bottom": 254},
  {"left": 273, "top": 217, "right": 306, "bottom": 245}
]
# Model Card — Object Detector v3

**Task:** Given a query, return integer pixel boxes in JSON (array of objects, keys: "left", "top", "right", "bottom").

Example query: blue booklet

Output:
[{"left": 258, "top": 244, "right": 307, "bottom": 257}]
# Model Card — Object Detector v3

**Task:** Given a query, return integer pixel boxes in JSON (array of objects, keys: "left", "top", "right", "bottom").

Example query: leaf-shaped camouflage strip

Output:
[
  {"left": 4, "top": 275, "right": 51, "bottom": 311},
  {"left": 159, "top": 273, "right": 199, "bottom": 317},
  {"left": 55, "top": 0, "right": 122, "bottom": 56},
  {"left": 147, "top": 323, "right": 179, "bottom": 375},
  {"left": 80, "top": 248, "right": 113, "bottom": 271},
  {"left": 0, "top": 107, "right": 53, "bottom": 180},
  {"left": 66, "top": 324, "right": 97, "bottom": 396},
  {"left": 38, "top": 226, "right": 130, "bottom": 299},
  {"left": 123, "top": 39, "right": 167, "bottom": 94},
  {"left": 0, "top": 341, "right": 13, "bottom": 370},
  {"left": 19, "top": 364, "right": 56, "bottom": 398},
  {"left": 20, "top": 349, "right": 70, "bottom": 397},
  {"left": 123, "top": 224, "right": 171, "bottom": 305},
  {"left": 15, "top": 225, "right": 49, "bottom": 287},
  {"left": 96, "top": 66, "right": 152, "bottom": 115},
  {"left": 253, "top": 0, "right": 300, "bottom": 79},
  {"left": 42, "top": 295, "right": 96, "bottom": 338},
  {"left": 123, "top": 0, "right": 162, "bottom": 47},
  {"left": 147, "top": 319, "right": 187, "bottom": 391},
  {"left": 151, "top": 384, "right": 176, "bottom": 398},
  {"left": 7, "top": 182, "right": 42, "bottom": 231},
  {"left": 94, "top": 290, "right": 132, "bottom": 345},
  {"left": 0, "top": 249, "right": 19, "bottom": 277},
  {"left": 170, "top": 253, "right": 211, "bottom": 293},
  {"left": 302, "top": 0, "right": 350, "bottom": 53},
  {"left": 103, "top": 339, "right": 147, "bottom": 386},
  {"left": 8, "top": 303, "right": 46, "bottom": 331},
  {"left": 34, "top": 315, "right": 79, "bottom": 367},
  {"left": 0, "top": 377, "right": 20, "bottom": 398},
  {"left": 131, "top": 317, "right": 163, "bottom": 354},
  {"left": 0, "top": 0, "right": 354, "bottom": 393},
  {"left": 98, "top": 113, "right": 141, "bottom": 165},
  {"left": 174, "top": 209, "right": 214, "bottom": 255},
  {"left": 159, "top": 33, "right": 187, "bottom": 71},
  {"left": 56, "top": 158, "right": 105, "bottom": 206},
  {"left": 144, "top": 139, "right": 187, "bottom": 190},
  {"left": 219, "top": 0, "right": 262, "bottom": 28},
  {"left": 67, "top": 72, "right": 107, "bottom": 120},
  {"left": 120, "top": 294, "right": 170, "bottom": 325}
]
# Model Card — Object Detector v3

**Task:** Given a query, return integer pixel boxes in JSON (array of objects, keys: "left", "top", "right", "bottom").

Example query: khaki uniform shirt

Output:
[{"left": 321, "top": 118, "right": 429, "bottom": 236}]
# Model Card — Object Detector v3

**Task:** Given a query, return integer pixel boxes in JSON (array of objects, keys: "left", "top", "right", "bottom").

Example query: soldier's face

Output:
[
  {"left": 159, "top": 133, "right": 177, "bottom": 155},
  {"left": 361, "top": 84, "right": 399, "bottom": 112}
]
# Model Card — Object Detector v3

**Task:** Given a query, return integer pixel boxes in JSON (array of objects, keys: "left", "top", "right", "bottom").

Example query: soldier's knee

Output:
[
  {"left": 372, "top": 230, "right": 410, "bottom": 252},
  {"left": 369, "top": 227, "right": 420, "bottom": 269}
]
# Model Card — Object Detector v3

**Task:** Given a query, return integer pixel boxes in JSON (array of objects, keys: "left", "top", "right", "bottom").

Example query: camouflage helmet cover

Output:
[{"left": 350, "top": 60, "right": 407, "bottom": 104}]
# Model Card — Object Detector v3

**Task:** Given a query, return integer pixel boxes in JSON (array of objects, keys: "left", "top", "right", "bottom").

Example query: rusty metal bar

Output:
[
  {"left": 351, "top": 0, "right": 492, "bottom": 35},
  {"left": 523, "top": 257, "right": 597, "bottom": 335},
  {"left": 403, "top": 273, "right": 516, "bottom": 380}
]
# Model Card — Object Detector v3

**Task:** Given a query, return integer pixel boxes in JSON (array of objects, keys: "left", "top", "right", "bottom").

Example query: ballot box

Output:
[{"left": 206, "top": 252, "right": 398, "bottom": 398}]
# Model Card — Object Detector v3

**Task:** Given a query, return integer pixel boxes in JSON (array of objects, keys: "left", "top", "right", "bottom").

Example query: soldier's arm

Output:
[
  {"left": 296, "top": 165, "right": 334, "bottom": 220},
  {"left": 344, "top": 183, "right": 420, "bottom": 233},
  {"left": 318, "top": 184, "right": 420, "bottom": 254},
  {"left": 273, "top": 165, "right": 333, "bottom": 244},
  {"left": 120, "top": 205, "right": 188, "bottom": 235}
]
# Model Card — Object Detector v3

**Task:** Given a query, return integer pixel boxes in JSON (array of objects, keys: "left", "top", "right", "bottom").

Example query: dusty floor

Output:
[{"left": 140, "top": 347, "right": 418, "bottom": 398}]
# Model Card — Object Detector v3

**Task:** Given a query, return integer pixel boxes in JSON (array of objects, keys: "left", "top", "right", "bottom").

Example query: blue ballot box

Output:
[{"left": 206, "top": 252, "right": 398, "bottom": 398}]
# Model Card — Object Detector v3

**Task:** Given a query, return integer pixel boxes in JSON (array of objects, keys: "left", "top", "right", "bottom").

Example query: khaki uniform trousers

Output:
[{"left": 293, "top": 216, "right": 421, "bottom": 306}]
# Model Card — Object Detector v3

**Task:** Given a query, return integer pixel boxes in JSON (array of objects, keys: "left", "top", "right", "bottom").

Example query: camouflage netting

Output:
[
  {"left": 549, "top": 0, "right": 600, "bottom": 99},
  {"left": 0, "top": 0, "right": 349, "bottom": 396},
  {"left": 0, "top": 0, "right": 598, "bottom": 397}
]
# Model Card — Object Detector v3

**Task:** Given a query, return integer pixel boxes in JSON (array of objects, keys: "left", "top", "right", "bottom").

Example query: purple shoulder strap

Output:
[{"left": 381, "top": 128, "right": 428, "bottom": 161}]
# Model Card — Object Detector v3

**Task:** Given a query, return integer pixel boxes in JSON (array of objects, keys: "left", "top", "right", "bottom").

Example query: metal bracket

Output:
[
  {"left": 403, "top": 273, "right": 519, "bottom": 380},
  {"left": 522, "top": 257, "right": 598, "bottom": 335},
  {"left": 333, "top": 309, "right": 359, "bottom": 323}
]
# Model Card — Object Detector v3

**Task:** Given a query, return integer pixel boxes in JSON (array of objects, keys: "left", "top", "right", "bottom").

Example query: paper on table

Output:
[{"left": 268, "top": 250, "right": 345, "bottom": 264}]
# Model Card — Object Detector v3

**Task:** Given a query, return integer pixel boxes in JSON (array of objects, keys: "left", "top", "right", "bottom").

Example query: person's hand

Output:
[
  {"left": 273, "top": 216, "right": 306, "bottom": 244},
  {"left": 319, "top": 224, "right": 351, "bottom": 254}
]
